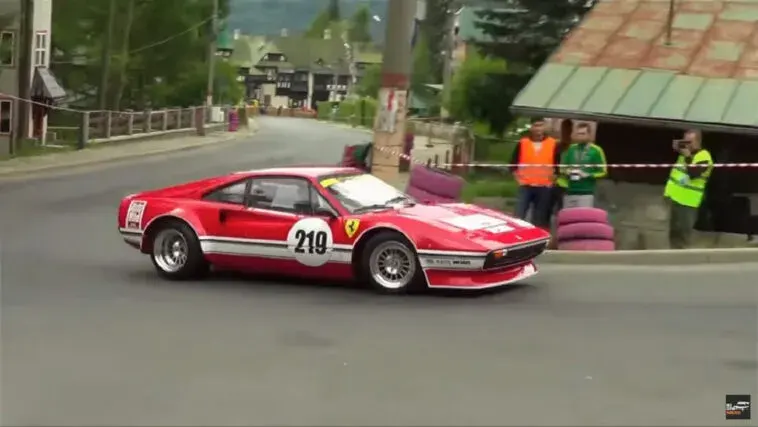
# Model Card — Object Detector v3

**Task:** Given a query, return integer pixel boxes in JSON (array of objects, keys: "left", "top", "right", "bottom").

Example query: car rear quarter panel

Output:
[{"left": 119, "top": 197, "right": 212, "bottom": 252}]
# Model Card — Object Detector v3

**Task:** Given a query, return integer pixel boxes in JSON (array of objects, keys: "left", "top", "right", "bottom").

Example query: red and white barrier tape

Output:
[{"left": 374, "top": 146, "right": 758, "bottom": 168}]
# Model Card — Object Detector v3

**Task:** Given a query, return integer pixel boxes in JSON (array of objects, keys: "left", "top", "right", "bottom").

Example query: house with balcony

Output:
[
  {"left": 0, "top": 0, "right": 65, "bottom": 153},
  {"left": 231, "top": 28, "right": 382, "bottom": 109}
]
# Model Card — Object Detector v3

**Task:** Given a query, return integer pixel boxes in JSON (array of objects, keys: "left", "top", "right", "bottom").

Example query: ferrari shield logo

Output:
[{"left": 344, "top": 219, "right": 360, "bottom": 238}]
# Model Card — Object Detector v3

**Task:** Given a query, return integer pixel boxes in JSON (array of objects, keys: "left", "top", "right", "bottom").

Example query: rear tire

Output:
[
  {"left": 150, "top": 221, "right": 209, "bottom": 280},
  {"left": 359, "top": 232, "right": 425, "bottom": 294}
]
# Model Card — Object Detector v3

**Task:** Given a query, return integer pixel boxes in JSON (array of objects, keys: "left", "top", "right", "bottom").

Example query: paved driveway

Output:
[{"left": 1, "top": 117, "right": 755, "bottom": 426}]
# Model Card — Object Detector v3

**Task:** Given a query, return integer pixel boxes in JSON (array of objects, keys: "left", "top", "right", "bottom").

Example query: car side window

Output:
[
  {"left": 310, "top": 186, "right": 337, "bottom": 215},
  {"left": 203, "top": 180, "right": 249, "bottom": 205},
  {"left": 249, "top": 178, "right": 312, "bottom": 214}
]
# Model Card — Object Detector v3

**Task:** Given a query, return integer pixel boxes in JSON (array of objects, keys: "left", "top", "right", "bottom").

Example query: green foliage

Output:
[
  {"left": 474, "top": 0, "right": 594, "bottom": 71},
  {"left": 305, "top": 9, "right": 333, "bottom": 38},
  {"left": 348, "top": 5, "right": 372, "bottom": 44},
  {"left": 446, "top": 49, "right": 512, "bottom": 134},
  {"left": 468, "top": 0, "right": 594, "bottom": 134},
  {"left": 318, "top": 97, "right": 376, "bottom": 127},
  {"left": 317, "top": 101, "right": 335, "bottom": 119},
  {"left": 410, "top": 32, "right": 436, "bottom": 107},
  {"left": 327, "top": 0, "right": 341, "bottom": 21},
  {"left": 50, "top": 0, "right": 242, "bottom": 110},
  {"left": 355, "top": 63, "right": 381, "bottom": 98},
  {"left": 461, "top": 178, "right": 518, "bottom": 202},
  {"left": 421, "top": 0, "right": 453, "bottom": 83},
  {"left": 356, "top": 33, "right": 438, "bottom": 109}
]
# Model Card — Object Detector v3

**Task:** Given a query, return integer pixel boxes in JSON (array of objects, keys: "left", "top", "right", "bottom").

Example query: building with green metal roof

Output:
[
  {"left": 511, "top": 0, "right": 758, "bottom": 133},
  {"left": 511, "top": 0, "right": 758, "bottom": 243},
  {"left": 231, "top": 27, "right": 383, "bottom": 109}
]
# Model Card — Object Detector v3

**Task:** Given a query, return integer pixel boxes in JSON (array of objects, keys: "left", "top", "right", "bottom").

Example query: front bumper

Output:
[
  {"left": 119, "top": 228, "right": 143, "bottom": 249},
  {"left": 416, "top": 238, "right": 547, "bottom": 289},
  {"left": 425, "top": 262, "right": 538, "bottom": 289}
]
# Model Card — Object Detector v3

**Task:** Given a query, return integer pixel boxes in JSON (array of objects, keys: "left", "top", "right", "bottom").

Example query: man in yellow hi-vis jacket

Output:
[{"left": 663, "top": 130, "right": 714, "bottom": 249}]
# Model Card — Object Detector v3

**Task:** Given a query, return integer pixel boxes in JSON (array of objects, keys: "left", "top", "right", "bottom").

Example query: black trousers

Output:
[{"left": 551, "top": 186, "right": 565, "bottom": 215}]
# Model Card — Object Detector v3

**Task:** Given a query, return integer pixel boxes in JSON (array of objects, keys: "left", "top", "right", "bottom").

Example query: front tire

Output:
[
  {"left": 360, "top": 232, "right": 424, "bottom": 294},
  {"left": 150, "top": 221, "right": 208, "bottom": 280}
]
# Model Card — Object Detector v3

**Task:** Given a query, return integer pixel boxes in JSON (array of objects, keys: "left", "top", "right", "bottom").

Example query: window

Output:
[
  {"left": 0, "top": 31, "right": 15, "bottom": 66},
  {"left": 0, "top": 100, "right": 12, "bottom": 134},
  {"left": 34, "top": 32, "right": 48, "bottom": 67},
  {"left": 204, "top": 180, "right": 249, "bottom": 205},
  {"left": 310, "top": 186, "right": 337, "bottom": 216},
  {"left": 249, "top": 178, "right": 312, "bottom": 214}
]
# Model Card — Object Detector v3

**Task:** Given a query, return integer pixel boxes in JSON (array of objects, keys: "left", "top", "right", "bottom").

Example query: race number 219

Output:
[{"left": 294, "top": 230, "right": 327, "bottom": 255}]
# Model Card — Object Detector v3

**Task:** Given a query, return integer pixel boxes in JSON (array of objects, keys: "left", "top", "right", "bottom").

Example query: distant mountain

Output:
[{"left": 227, "top": 0, "right": 389, "bottom": 40}]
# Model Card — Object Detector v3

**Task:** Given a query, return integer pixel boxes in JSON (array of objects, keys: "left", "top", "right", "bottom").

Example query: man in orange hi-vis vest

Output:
[{"left": 508, "top": 118, "right": 561, "bottom": 228}]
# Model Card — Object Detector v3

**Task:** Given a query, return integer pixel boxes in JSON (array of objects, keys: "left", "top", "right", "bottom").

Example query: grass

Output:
[
  {"left": 462, "top": 175, "right": 519, "bottom": 202},
  {"left": 0, "top": 141, "right": 73, "bottom": 160}
]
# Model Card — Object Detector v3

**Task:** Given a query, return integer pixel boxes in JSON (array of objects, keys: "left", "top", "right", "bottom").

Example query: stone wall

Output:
[
  {"left": 596, "top": 181, "right": 669, "bottom": 249},
  {"left": 596, "top": 180, "right": 751, "bottom": 249}
]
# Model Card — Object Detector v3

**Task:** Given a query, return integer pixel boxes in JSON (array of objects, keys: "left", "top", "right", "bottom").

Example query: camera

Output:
[{"left": 674, "top": 139, "right": 690, "bottom": 150}]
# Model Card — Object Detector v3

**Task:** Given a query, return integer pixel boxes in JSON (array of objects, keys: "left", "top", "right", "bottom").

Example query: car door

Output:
[{"left": 204, "top": 176, "right": 349, "bottom": 278}]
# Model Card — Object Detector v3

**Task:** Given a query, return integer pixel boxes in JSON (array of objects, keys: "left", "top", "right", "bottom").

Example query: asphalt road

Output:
[{"left": 1, "top": 117, "right": 757, "bottom": 426}]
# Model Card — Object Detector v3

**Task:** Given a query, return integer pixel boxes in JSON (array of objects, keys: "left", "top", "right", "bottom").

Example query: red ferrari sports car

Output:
[{"left": 118, "top": 167, "right": 550, "bottom": 293}]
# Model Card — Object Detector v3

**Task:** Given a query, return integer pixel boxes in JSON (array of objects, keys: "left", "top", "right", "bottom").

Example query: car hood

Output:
[{"left": 383, "top": 203, "right": 550, "bottom": 251}]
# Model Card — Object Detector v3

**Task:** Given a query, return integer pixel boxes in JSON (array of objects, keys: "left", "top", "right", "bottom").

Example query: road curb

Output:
[
  {"left": 0, "top": 131, "right": 251, "bottom": 181},
  {"left": 539, "top": 247, "right": 758, "bottom": 265}
]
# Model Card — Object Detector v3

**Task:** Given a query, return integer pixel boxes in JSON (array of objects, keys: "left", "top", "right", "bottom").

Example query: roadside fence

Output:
[{"left": 0, "top": 93, "right": 231, "bottom": 150}]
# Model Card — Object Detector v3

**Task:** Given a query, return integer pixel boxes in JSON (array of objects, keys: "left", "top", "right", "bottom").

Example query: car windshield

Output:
[{"left": 320, "top": 173, "right": 414, "bottom": 213}]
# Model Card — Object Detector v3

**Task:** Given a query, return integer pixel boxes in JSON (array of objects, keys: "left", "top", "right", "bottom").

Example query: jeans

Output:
[
  {"left": 669, "top": 201, "right": 698, "bottom": 249},
  {"left": 515, "top": 185, "right": 552, "bottom": 227}
]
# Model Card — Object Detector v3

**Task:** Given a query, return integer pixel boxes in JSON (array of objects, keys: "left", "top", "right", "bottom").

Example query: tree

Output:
[
  {"left": 446, "top": 49, "right": 513, "bottom": 134},
  {"left": 421, "top": 0, "right": 453, "bottom": 83},
  {"left": 327, "top": 0, "right": 341, "bottom": 22},
  {"left": 474, "top": 0, "right": 594, "bottom": 71},
  {"left": 468, "top": 0, "right": 592, "bottom": 130},
  {"left": 50, "top": 0, "right": 241, "bottom": 110},
  {"left": 355, "top": 63, "right": 381, "bottom": 98},
  {"left": 348, "top": 5, "right": 372, "bottom": 44},
  {"left": 410, "top": 32, "right": 436, "bottom": 107},
  {"left": 305, "top": 9, "right": 332, "bottom": 38}
]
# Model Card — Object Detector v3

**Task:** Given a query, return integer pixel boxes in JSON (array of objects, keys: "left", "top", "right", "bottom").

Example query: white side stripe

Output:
[
  {"left": 200, "top": 240, "right": 352, "bottom": 263},
  {"left": 119, "top": 230, "right": 498, "bottom": 262},
  {"left": 198, "top": 235, "right": 354, "bottom": 251}
]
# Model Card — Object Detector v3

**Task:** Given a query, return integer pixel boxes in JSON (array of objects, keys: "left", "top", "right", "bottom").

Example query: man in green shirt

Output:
[{"left": 559, "top": 123, "right": 608, "bottom": 208}]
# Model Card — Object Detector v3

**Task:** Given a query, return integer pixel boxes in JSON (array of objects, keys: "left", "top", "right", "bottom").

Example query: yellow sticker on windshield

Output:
[{"left": 320, "top": 178, "right": 339, "bottom": 187}]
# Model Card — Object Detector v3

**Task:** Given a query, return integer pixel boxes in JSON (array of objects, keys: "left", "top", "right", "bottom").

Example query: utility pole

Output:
[
  {"left": 370, "top": 0, "right": 416, "bottom": 182},
  {"left": 206, "top": 0, "right": 219, "bottom": 107},
  {"left": 97, "top": 0, "right": 117, "bottom": 110},
  {"left": 13, "top": 0, "right": 33, "bottom": 154}
]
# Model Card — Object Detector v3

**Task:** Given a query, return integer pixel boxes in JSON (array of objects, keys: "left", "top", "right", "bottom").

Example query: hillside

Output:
[{"left": 228, "top": 0, "right": 389, "bottom": 40}]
